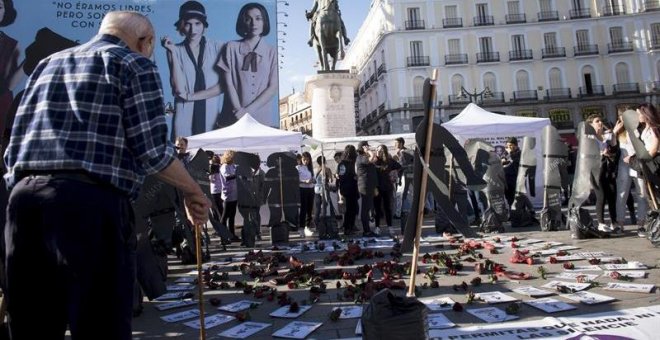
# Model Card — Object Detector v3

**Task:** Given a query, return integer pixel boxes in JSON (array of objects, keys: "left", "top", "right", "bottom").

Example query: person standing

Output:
[
  {"left": 374, "top": 144, "right": 401, "bottom": 231},
  {"left": 216, "top": 2, "right": 277, "bottom": 128},
  {"left": 297, "top": 151, "right": 315, "bottom": 233},
  {"left": 2, "top": 11, "right": 210, "bottom": 339},
  {"left": 220, "top": 150, "right": 239, "bottom": 242},
  {"left": 161, "top": 0, "right": 223, "bottom": 137},
  {"left": 313, "top": 155, "right": 334, "bottom": 232},
  {"left": 337, "top": 145, "right": 358, "bottom": 235},
  {"left": 209, "top": 153, "right": 224, "bottom": 222},
  {"left": 501, "top": 137, "right": 521, "bottom": 205},
  {"left": 586, "top": 114, "right": 618, "bottom": 232},
  {"left": 356, "top": 141, "right": 378, "bottom": 237}
]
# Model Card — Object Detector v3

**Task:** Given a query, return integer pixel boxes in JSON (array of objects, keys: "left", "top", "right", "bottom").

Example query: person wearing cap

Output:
[
  {"left": 216, "top": 2, "right": 278, "bottom": 128},
  {"left": 161, "top": 0, "right": 223, "bottom": 137},
  {"left": 501, "top": 137, "right": 521, "bottom": 205},
  {"left": 356, "top": 140, "right": 378, "bottom": 237}
]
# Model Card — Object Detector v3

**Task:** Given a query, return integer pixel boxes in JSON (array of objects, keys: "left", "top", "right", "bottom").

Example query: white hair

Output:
[{"left": 99, "top": 11, "right": 153, "bottom": 39}]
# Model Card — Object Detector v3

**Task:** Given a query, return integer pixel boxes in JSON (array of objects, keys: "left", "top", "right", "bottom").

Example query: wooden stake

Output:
[
  {"left": 195, "top": 222, "right": 207, "bottom": 340},
  {"left": 407, "top": 69, "right": 438, "bottom": 297},
  {"left": 647, "top": 181, "right": 658, "bottom": 210}
]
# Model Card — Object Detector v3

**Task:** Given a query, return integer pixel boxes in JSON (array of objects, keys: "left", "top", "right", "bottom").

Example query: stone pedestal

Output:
[{"left": 304, "top": 71, "right": 360, "bottom": 139}]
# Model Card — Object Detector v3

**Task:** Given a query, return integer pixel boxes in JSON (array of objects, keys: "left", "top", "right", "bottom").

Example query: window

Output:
[
  {"left": 576, "top": 29, "right": 590, "bottom": 47},
  {"left": 512, "top": 35, "right": 526, "bottom": 51},
  {"left": 448, "top": 39, "right": 461, "bottom": 54},
  {"left": 549, "top": 68, "right": 563, "bottom": 88},
  {"left": 516, "top": 70, "right": 531, "bottom": 90},
  {"left": 410, "top": 41, "right": 424, "bottom": 57},
  {"left": 408, "top": 7, "right": 420, "bottom": 21},
  {"left": 582, "top": 65, "right": 595, "bottom": 93},
  {"left": 413, "top": 77, "right": 425, "bottom": 98},
  {"left": 508, "top": 1, "right": 520, "bottom": 14},
  {"left": 451, "top": 74, "right": 464, "bottom": 95},
  {"left": 609, "top": 27, "right": 624, "bottom": 44},
  {"left": 483, "top": 72, "right": 497, "bottom": 91},
  {"left": 544, "top": 32, "right": 558, "bottom": 49},
  {"left": 572, "top": 0, "right": 585, "bottom": 10},
  {"left": 540, "top": 0, "right": 553, "bottom": 12},
  {"left": 652, "top": 23, "right": 660, "bottom": 48},
  {"left": 445, "top": 5, "right": 458, "bottom": 18},
  {"left": 476, "top": 3, "right": 489, "bottom": 17},
  {"left": 480, "top": 37, "right": 493, "bottom": 53},
  {"left": 615, "top": 62, "right": 630, "bottom": 83}
]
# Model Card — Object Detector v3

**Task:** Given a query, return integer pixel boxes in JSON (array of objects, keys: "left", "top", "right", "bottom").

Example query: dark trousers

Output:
[
  {"left": 314, "top": 193, "right": 328, "bottom": 226},
  {"left": 595, "top": 180, "right": 617, "bottom": 224},
  {"left": 5, "top": 176, "right": 135, "bottom": 339},
  {"left": 299, "top": 187, "right": 314, "bottom": 229},
  {"left": 374, "top": 189, "right": 393, "bottom": 228},
  {"left": 360, "top": 192, "right": 374, "bottom": 233},
  {"left": 222, "top": 200, "right": 238, "bottom": 236},
  {"left": 342, "top": 191, "right": 358, "bottom": 233},
  {"left": 211, "top": 193, "right": 224, "bottom": 222}
]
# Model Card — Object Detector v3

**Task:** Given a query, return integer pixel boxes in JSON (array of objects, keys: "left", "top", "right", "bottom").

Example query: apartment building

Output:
[
  {"left": 342, "top": 0, "right": 660, "bottom": 139},
  {"left": 280, "top": 92, "right": 313, "bottom": 135}
]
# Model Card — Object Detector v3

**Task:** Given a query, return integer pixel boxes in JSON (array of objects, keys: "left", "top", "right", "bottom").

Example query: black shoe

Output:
[
  {"left": 363, "top": 231, "right": 377, "bottom": 237},
  {"left": 231, "top": 235, "right": 241, "bottom": 242},
  {"left": 637, "top": 227, "right": 647, "bottom": 238},
  {"left": 256, "top": 234, "right": 263, "bottom": 241}
]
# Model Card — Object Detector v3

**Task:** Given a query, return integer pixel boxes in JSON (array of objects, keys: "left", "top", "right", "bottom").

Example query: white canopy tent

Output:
[
  {"left": 186, "top": 113, "right": 303, "bottom": 154},
  {"left": 443, "top": 103, "right": 551, "bottom": 206}
]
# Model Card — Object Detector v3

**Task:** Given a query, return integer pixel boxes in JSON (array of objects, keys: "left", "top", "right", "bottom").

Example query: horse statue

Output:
[{"left": 306, "top": 0, "right": 346, "bottom": 71}]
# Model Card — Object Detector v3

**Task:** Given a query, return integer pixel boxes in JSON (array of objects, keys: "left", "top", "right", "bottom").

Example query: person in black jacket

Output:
[
  {"left": 356, "top": 141, "right": 378, "bottom": 237},
  {"left": 501, "top": 137, "right": 521, "bottom": 205},
  {"left": 336, "top": 145, "right": 358, "bottom": 235},
  {"left": 374, "top": 144, "right": 401, "bottom": 231}
]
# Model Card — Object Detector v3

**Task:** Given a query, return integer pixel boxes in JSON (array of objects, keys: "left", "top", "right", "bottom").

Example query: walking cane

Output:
[
  {"left": 646, "top": 181, "right": 658, "bottom": 211},
  {"left": 407, "top": 69, "right": 439, "bottom": 297},
  {"left": 194, "top": 222, "right": 207, "bottom": 340}
]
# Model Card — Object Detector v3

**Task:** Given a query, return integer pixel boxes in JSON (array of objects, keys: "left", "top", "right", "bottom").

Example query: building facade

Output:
[
  {"left": 342, "top": 0, "right": 660, "bottom": 141},
  {"left": 280, "top": 92, "right": 313, "bottom": 135}
]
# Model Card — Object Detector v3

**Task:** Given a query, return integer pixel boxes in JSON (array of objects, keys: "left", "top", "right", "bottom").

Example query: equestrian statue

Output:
[{"left": 306, "top": 0, "right": 350, "bottom": 71}]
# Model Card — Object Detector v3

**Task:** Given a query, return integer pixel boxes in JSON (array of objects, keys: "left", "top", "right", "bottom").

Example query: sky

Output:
[{"left": 277, "top": 0, "right": 372, "bottom": 98}]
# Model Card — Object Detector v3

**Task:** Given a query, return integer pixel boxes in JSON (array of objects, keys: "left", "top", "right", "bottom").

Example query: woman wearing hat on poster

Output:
[
  {"left": 161, "top": 0, "right": 223, "bottom": 137},
  {"left": 216, "top": 2, "right": 277, "bottom": 128}
]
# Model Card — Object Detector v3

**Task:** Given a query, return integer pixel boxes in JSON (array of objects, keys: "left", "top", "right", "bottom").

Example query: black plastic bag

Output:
[
  {"left": 480, "top": 207, "right": 504, "bottom": 233},
  {"left": 362, "top": 289, "right": 427, "bottom": 340},
  {"left": 567, "top": 207, "right": 608, "bottom": 239},
  {"left": 643, "top": 210, "right": 660, "bottom": 246}
]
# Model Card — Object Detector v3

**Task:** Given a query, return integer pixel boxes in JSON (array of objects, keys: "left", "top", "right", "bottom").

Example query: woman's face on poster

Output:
[
  {"left": 244, "top": 8, "right": 264, "bottom": 37},
  {"left": 183, "top": 18, "right": 205, "bottom": 41}
]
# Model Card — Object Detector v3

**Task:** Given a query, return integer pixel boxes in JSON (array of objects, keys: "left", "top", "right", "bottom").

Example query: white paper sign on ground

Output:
[
  {"left": 166, "top": 284, "right": 195, "bottom": 292},
  {"left": 218, "top": 322, "right": 271, "bottom": 339},
  {"left": 160, "top": 309, "right": 201, "bottom": 323},
  {"left": 332, "top": 306, "right": 362, "bottom": 319},
  {"left": 174, "top": 277, "right": 197, "bottom": 284},
  {"left": 565, "top": 265, "right": 603, "bottom": 272},
  {"left": 184, "top": 313, "right": 235, "bottom": 330},
  {"left": 553, "top": 272, "right": 599, "bottom": 282},
  {"left": 562, "top": 291, "right": 616, "bottom": 305},
  {"left": 599, "top": 256, "right": 625, "bottom": 263},
  {"left": 603, "top": 282, "right": 655, "bottom": 293},
  {"left": 558, "top": 306, "right": 660, "bottom": 339},
  {"left": 154, "top": 291, "right": 193, "bottom": 301},
  {"left": 541, "top": 280, "right": 592, "bottom": 292},
  {"left": 477, "top": 291, "right": 519, "bottom": 304},
  {"left": 272, "top": 321, "right": 322, "bottom": 339},
  {"left": 602, "top": 261, "right": 647, "bottom": 270},
  {"left": 603, "top": 270, "right": 647, "bottom": 278},
  {"left": 524, "top": 298, "right": 577, "bottom": 313},
  {"left": 512, "top": 286, "right": 555, "bottom": 297},
  {"left": 421, "top": 297, "right": 457, "bottom": 311},
  {"left": 218, "top": 300, "right": 262, "bottom": 313},
  {"left": 154, "top": 300, "right": 197, "bottom": 311},
  {"left": 467, "top": 307, "right": 519, "bottom": 323},
  {"left": 574, "top": 251, "right": 611, "bottom": 258},
  {"left": 429, "top": 318, "right": 569, "bottom": 339},
  {"left": 269, "top": 305, "right": 312, "bottom": 318},
  {"left": 428, "top": 313, "right": 456, "bottom": 329},
  {"left": 553, "top": 255, "right": 585, "bottom": 262}
]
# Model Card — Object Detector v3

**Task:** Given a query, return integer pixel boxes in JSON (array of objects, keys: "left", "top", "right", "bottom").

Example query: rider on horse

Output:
[{"left": 306, "top": 0, "right": 350, "bottom": 47}]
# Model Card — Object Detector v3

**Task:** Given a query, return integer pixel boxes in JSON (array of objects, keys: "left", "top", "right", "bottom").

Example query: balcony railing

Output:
[
  {"left": 513, "top": 90, "right": 538, "bottom": 101},
  {"left": 574, "top": 44, "right": 599, "bottom": 56},
  {"left": 505, "top": 13, "right": 526, "bottom": 24},
  {"left": 442, "top": 17, "right": 463, "bottom": 28},
  {"left": 569, "top": 8, "right": 591, "bottom": 19},
  {"left": 602, "top": 4, "right": 626, "bottom": 16},
  {"left": 546, "top": 88, "right": 572, "bottom": 100},
  {"left": 473, "top": 15, "right": 494, "bottom": 26},
  {"left": 482, "top": 92, "right": 505, "bottom": 103},
  {"left": 405, "top": 96, "right": 424, "bottom": 109},
  {"left": 538, "top": 10, "right": 559, "bottom": 21},
  {"left": 509, "top": 49, "right": 533, "bottom": 61},
  {"left": 644, "top": 0, "right": 660, "bottom": 11},
  {"left": 378, "top": 103, "right": 386, "bottom": 113},
  {"left": 613, "top": 83, "right": 640, "bottom": 94},
  {"left": 578, "top": 85, "right": 605, "bottom": 97},
  {"left": 445, "top": 53, "right": 468, "bottom": 65},
  {"left": 377, "top": 64, "right": 387, "bottom": 76},
  {"left": 654, "top": 81, "right": 660, "bottom": 91},
  {"left": 407, "top": 56, "right": 430, "bottom": 67},
  {"left": 448, "top": 94, "right": 471, "bottom": 105},
  {"left": 477, "top": 52, "right": 500, "bottom": 63},
  {"left": 542, "top": 47, "right": 566, "bottom": 58},
  {"left": 405, "top": 19, "right": 425, "bottom": 30},
  {"left": 608, "top": 42, "right": 634, "bottom": 53},
  {"left": 369, "top": 74, "right": 377, "bottom": 85},
  {"left": 651, "top": 37, "right": 660, "bottom": 49}
]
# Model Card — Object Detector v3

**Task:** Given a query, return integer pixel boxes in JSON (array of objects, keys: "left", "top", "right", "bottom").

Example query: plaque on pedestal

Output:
[{"left": 304, "top": 71, "right": 359, "bottom": 139}]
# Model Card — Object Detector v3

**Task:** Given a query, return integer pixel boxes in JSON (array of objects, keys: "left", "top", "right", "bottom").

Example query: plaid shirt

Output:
[{"left": 4, "top": 34, "right": 176, "bottom": 198}]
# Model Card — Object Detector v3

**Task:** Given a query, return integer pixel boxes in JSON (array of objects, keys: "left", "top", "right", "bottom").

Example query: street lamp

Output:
[
  {"left": 277, "top": 22, "right": 288, "bottom": 28},
  {"left": 277, "top": 11, "right": 288, "bottom": 17},
  {"left": 455, "top": 86, "right": 493, "bottom": 103}
]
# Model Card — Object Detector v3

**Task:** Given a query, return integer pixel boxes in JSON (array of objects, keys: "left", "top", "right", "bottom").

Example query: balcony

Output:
[
  {"left": 509, "top": 49, "right": 533, "bottom": 61},
  {"left": 538, "top": 10, "right": 559, "bottom": 21},
  {"left": 578, "top": 85, "right": 605, "bottom": 97},
  {"left": 378, "top": 103, "right": 386, "bottom": 113},
  {"left": 602, "top": 4, "right": 626, "bottom": 16},
  {"left": 369, "top": 74, "right": 377, "bottom": 85},
  {"left": 473, "top": 15, "right": 494, "bottom": 26},
  {"left": 569, "top": 8, "right": 591, "bottom": 19},
  {"left": 377, "top": 64, "right": 387, "bottom": 76},
  {"left": 505, "top": 13, "right": 526, "bottom": 24},
  {"left": 407, "top": 56, "right": 430, "bottom": 67},
  {"left": 652, "top": 37, "right": 660, "bottom": 50},
  {"left": 448, "top": 94, "right": 471, "bottom": 105},
  {"left": 444, "top": 53, "right": 468, "bottom": 65},
  {"left": 542, "top": 47, "right": 566, "bottom": 58},
  {"left": 476, "top": 52, "right": 500, "bottom": 63},
  {"left": 405, "top": 96, "right": 424, "bottom": 109},
  {"left": 608, "top": 42, "right": 634, "bottom": 53},
  {"left": 442, "top": 17, "right": 463, "bottom": 28},
  {"left": 644, "top": 0, "right": 660, "bottom": 12},
  {"left": 513, "top": 90, "right": 538, "bottom": 101},
  {"left": 405, "top": 19, "right": 425, "bottom": 30},
  {"left": 546, "top": 88, "right": 571, "bottom": 100},
  {"left": 654, "top": 81, "right": 660, "bottom": 91},
  {"left": 613, "top": 83, "right": 640, "bottom": 94},
  {"left": 574, "top": 44, "right": 599, "bottom": 56},
  {"left": 482, "top": 91, "right": 505, "bottom": 103}
]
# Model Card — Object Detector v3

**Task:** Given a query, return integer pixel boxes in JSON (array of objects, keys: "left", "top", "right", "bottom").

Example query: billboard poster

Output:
[{"left": 0, "top": 0, "right": 279, "bottom": 141}]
